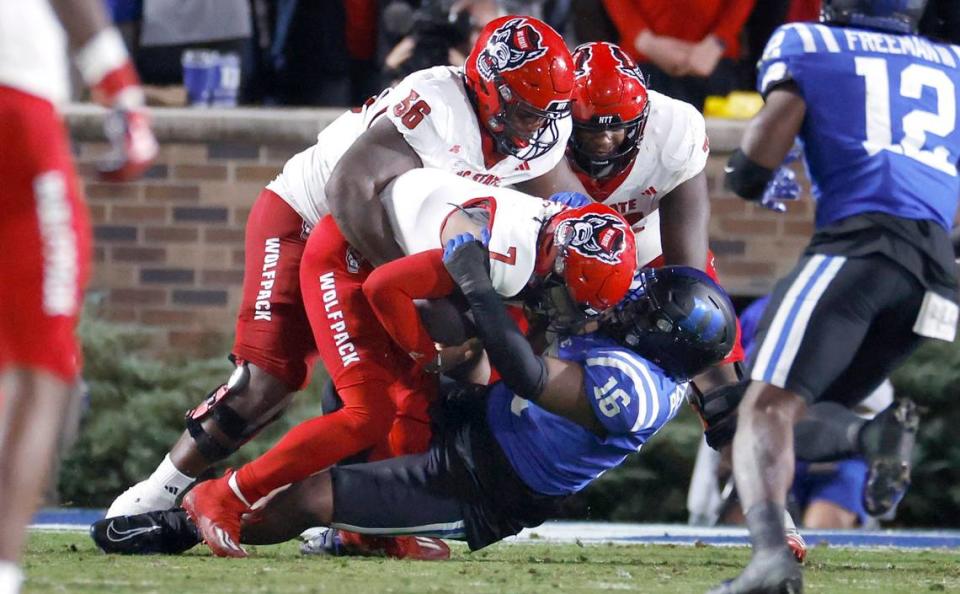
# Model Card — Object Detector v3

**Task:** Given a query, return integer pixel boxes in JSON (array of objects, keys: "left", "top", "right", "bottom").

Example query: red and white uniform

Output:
[
  {"left": 239, "top": 66, "right": 570, "bottom": 388},
  {"left": 266, "top": 66, "right": 571, "bottom": 227},
  {"left": 0, "top": 0, "right": 90, "bottom": 381},
  {"left": 235, "top": 171, "right": 563, "bottom": 504},
  {"left": 573, "top": 91, "right": 744, "bottom": 364},
  {"left": 576, "top": 90, "right": 708, "bottom": 267},
  {"left": 303, "top": 169, "right": 559, "bottom": 387},
  {"left": 0, "top": 0, "right": 69, "bottom": 105},
  {"left": 384, "top": 168, "right": 564, "bottom": 299}
]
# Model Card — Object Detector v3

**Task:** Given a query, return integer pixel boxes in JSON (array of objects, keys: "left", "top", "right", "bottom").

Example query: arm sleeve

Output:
[
  {"left": 711, "top": 0, "right": 757, "bottom": 55},
  {"left": 463, "top": 285, "right": 548, "bottom": 400},
  {"left": 362, "top": 249, "right": 456, "bottom": 364},
  {"left": 446, "top": 241, "right": 547, "bottom": 400}
]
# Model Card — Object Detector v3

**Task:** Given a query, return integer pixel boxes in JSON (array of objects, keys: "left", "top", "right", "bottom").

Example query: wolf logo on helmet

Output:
[
  {"left": 607, "top": 43, "right": 646, "bottom": 85},
  {"left": 555, "top": 212, "right": 629, "bottom": 265},
  {"left": 477, "top": 18, "right": 549, "bottom": 80},
  {"left": 573, "top": 44, "right": 593, "bottom": 79}
]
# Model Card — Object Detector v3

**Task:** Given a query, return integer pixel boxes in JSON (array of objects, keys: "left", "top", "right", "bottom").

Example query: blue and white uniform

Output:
[
  {"left": 487, "top": 334, "right": 686, "bottom": 496},
  {"left": 329, "top": 332, "right": 688, "bottom": 551},
  {"left": 758, "top": 23, "right": 960, "bottom": 231},
  {"left": 747, "top": 23, "right": 959, "bottom": 403}
]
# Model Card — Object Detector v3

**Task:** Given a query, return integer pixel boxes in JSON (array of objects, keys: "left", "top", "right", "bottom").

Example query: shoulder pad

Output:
[
  {"left": 383, "top": 67, "right": 462, "bottom": 161},
  {"left": 644, "top": 91, "right": 708, "bottom": 184},
  {"left": 757, "top": 23, "right": 844, "bottom": 96}
]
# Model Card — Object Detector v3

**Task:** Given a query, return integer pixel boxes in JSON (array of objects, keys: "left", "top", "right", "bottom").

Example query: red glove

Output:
[{"left": 75, "top": 28, "right": 158, "bottom": 182}]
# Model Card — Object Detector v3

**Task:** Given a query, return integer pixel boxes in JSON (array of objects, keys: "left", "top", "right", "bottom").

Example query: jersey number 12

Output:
[{"left": 855, "top": 57, "right": 957, "bottom": 176}]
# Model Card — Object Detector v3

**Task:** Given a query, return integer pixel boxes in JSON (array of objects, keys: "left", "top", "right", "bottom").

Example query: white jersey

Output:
[
  {"left": 382, "top": 168, "right": 564, "bottom": 299},
  {"left": 267, "top": 66, "right": 571, "bottom": 227},
  {"left": 0, "top": 0, "right": 68, "bottom": 104},
  {"left": 577, "top": 91, "right": 709, "bottom": 267}
]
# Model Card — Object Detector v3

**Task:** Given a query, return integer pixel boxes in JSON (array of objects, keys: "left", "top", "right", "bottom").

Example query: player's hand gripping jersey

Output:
[
  {"left": 758, "top": 22, "right": 960, "bottom": 230},
  {"left": 574, "top": 90, "right": 709, "bottom": 266},
  {"left": 486, "top": 333, "right": 686, "bottom": 496},
  {"left": 382, "top": 168, "right": 565, "bottom": 298},
  {"left": 267, "top": 66, "right": 572, "bottom": 228}
]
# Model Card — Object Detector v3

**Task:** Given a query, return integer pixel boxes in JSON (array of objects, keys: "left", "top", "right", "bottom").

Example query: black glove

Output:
[
  {"left": 689, "top": 382, "right": 747, "bottom": 450},
  {"left": 442, "top": 232, "right": 492, "bottom": 295}
]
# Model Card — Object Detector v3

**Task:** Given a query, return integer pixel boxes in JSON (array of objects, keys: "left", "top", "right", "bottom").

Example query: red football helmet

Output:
[
  {"left": 535, "top": 202, "right": 637, "bottom": 316},
  {"left": 569, "top": 42, "right": 650, "bottom": 178},
  {"left": 463, "top": 16, "right": 575, "bottom": 161}
]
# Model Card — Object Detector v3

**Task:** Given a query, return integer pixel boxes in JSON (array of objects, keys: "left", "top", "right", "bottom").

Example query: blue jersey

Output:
[
  {"left": 739, "top": 295, "right": 771, "bottom": 361},
  {"left": 757, "top": 23, "right": 960, "bottom": 231},
  {"left": 485, "top": 334, "right": 686, "bottom": 496}
]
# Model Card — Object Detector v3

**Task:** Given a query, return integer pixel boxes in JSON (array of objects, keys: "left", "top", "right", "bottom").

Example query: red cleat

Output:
[
  {"left": 785, "top": 529, "right": 808, "bottom": 564},
  {"left": 337, "top": 530, "right": 450, "bottom": 560},
  {"left": 181, "top": 471, "right": 249, "bottom": 558}
]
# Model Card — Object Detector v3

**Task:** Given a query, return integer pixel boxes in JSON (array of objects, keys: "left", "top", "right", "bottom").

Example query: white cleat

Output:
[{"left": 105, "top": 479, "right": 179, "bottom": 518}]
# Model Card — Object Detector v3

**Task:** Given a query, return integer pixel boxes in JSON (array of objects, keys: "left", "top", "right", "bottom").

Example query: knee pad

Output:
[{"left": 184, "top": 357, "right": 268, "bottom": 461}]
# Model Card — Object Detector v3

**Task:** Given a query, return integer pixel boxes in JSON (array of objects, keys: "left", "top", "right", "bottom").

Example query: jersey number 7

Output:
[{"left": 856, "top": 58, "right": 957, "bottom": 176}]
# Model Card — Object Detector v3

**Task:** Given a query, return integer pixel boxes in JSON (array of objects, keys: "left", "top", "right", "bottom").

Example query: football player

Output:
[
  {"left": 715, "top": 1, "right": 960, "bottom": 592},
  {"left": 106, "top": 16, "right": 586, "bottom": 550},
  {"left": 0, "top": 0, "right": 156, "bottom": 592},
  {"left": 565, "top": 41, "right": 746, "bottom": 407},
  {"left": 178, "top": 169, "right": 636, "bottom": 558},
  {"left": 92, "top": 258, "right": 738, "bottom": 559}
]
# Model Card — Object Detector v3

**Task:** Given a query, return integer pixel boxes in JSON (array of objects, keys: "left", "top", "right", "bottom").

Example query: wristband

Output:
[{"left": 74, "top": 28, "right": 143, "bottom": 107}]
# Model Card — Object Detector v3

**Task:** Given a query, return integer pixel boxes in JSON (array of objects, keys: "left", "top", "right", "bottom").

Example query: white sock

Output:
[
  {"left": 0, "top": 561, "right": 24, "bottom": 594},
  {"left": 783, "top": 508, "right": 798, "bottom": 531},
  {"left": 148, "top": 454, "right": 195, "bottom": 501}
]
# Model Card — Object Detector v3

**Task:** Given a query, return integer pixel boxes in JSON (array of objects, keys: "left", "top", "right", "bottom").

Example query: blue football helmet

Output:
[
  {"left": 821, "top": 0, "right": 929, "bottom": 34},
  {"left": 600, "top": 266, "right": 737, "bottom": 381}
]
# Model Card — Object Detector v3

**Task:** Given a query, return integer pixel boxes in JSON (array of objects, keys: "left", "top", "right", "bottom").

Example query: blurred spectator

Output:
[
  {"left": 247, "top": 1, "right": 354, "bottom": 106},
  {"left": 920, "top": 0, "right": 960, "bottom": 43},
  {"left": 600, "top": 0, "right": 756, "bottom": 111},
  {"left": 380, "top": 0, "right": 474, "bottom": 87},
  {"left": 103, "top": 0, "right": 142, "bottom": 52},
  {"left": 740, "top": 1, "right": 790, "bottom": 89},
  {"left": 569, "top": 0, "right": 617, "bottom": 46},
  {"left": 787, "top": 0, "right": 819, "bottom": 22},
  {"left": 135, "top": 0, "right": 251, "bottom": 90}
]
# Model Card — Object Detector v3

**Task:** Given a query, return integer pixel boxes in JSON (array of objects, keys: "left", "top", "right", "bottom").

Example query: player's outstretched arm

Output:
[
  {"left": 725, "top": 85, "right": 805, "bottom": 201},
  {"left": 50, "top": 0, "right": 157, "bottom": 182},
  {"left": 659, "top": 171, "right": 710, "bottom": 268},
  {"left": 326, "top": 118, "right": 423, "bottom": 266}
]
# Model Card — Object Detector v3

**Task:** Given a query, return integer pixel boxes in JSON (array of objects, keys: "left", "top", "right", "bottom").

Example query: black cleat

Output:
[
  {"left": 91, "top": 509, "right": 201, "bottom": 555},
  {"left": 859, "top": 398, "right": 919, "bottom": 517},
  {"left": 707, "top": 548, "right": 803, "bottom": 594}
]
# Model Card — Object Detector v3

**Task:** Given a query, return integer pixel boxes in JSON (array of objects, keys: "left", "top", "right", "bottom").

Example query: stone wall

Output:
[{"left": 67, "top": 106, "right": 814, "bottom": 353}]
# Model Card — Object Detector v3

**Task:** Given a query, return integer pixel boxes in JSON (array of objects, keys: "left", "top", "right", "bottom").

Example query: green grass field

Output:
[{"left": 22, "top": 531, "right": 960, "bottom": 593}]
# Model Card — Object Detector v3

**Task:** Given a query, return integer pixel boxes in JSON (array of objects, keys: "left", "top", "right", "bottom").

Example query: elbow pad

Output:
[{"left": 724, "top": 149, "right": 774, "bottom": 202}]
